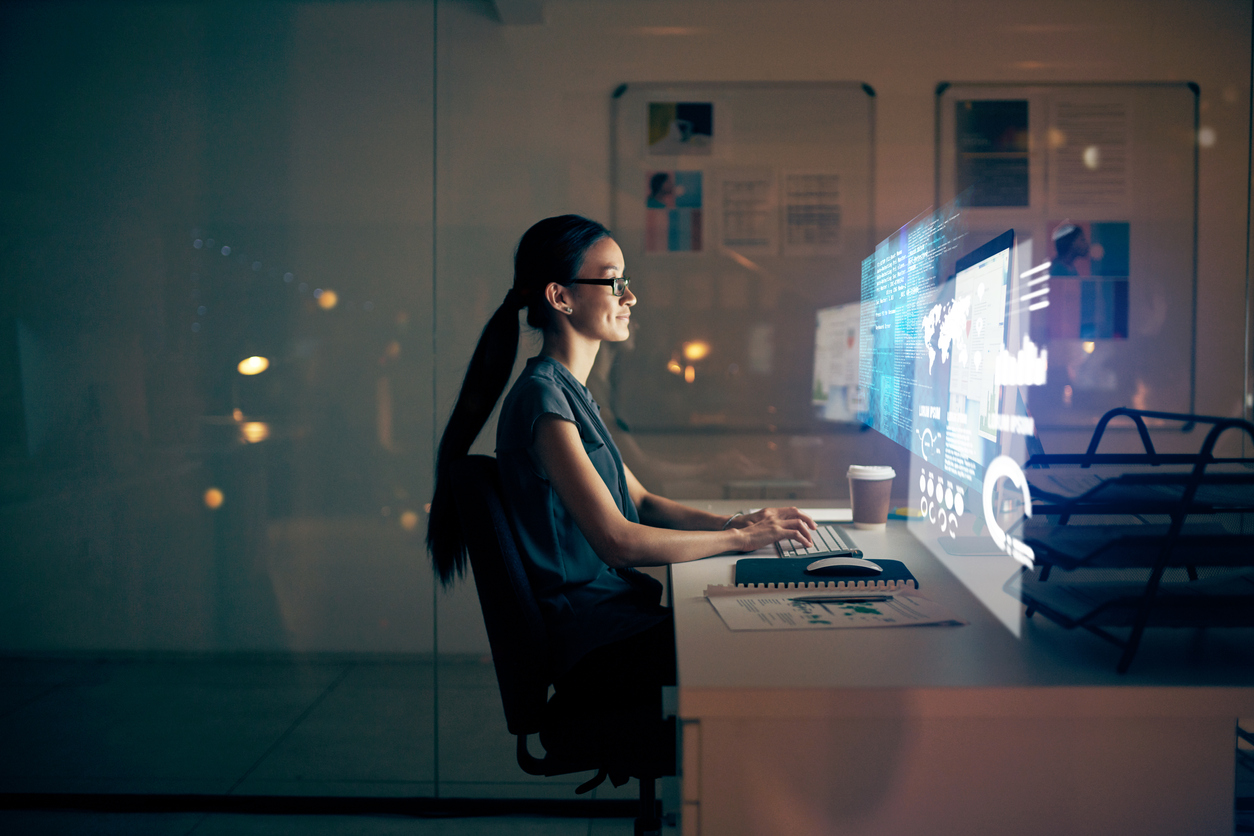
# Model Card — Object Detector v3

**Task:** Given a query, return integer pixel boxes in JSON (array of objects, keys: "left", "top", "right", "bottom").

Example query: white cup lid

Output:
[{"left": 847, "top": 465, "right": 896, "bottom": 481}]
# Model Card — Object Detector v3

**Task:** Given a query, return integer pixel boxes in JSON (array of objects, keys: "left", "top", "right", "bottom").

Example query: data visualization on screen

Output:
[
  {"left": 857, "top": 204, "right": 967, "bottom": 449},
  {"left": 913, "top": 230, "right": 1014, "bottom": 488},
  {"left": 855, "top": 216, "right": 1050, "bottom": 638}
]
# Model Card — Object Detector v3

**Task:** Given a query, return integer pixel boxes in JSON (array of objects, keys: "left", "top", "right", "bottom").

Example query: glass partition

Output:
[
  {"left": 0, "top": 0, "right": 437, "bottom": 796},
  {"left": 0, "top": 0, "right": 1250, "bottom": 806}
]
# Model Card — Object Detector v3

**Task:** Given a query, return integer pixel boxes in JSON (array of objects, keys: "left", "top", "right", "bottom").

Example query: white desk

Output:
[{"left": 670, "top": 503, "right": 1254, "bottom": 836}]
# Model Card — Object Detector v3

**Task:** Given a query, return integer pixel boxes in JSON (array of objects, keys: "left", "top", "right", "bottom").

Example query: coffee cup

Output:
[{"left": 848, "top": 465, "right": 896, "bottom": 530}]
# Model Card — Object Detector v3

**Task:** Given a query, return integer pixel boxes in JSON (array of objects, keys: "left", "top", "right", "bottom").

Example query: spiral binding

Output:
[{"left": 737, "top": 579, "right": 917, "bottom": 590}]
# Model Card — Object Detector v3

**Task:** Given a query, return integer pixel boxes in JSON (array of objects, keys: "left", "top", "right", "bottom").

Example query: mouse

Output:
[{"left": 804, "top": 556, "right": 884, "bottom": 576}]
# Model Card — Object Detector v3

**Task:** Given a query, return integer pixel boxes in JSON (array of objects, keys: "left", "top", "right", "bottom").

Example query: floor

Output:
[
  {"left": 0, "top": 655, "right": 669, "bottom": 835},
  {"left": 0, "top": 813, "right": 637, "bottom": 835},
  {"left": 2, "top": 655, "right": 1249, "bottom": 835}
]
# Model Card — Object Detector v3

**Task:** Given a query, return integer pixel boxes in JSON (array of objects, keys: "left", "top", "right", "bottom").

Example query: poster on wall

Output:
[
  {"left": 1045, "top": 220, "right": 1130, "bottom": 340},
  {"left": 645, "top": 170, "right": 703, "bottom": 253},
  {"left": 717, "top": 169, "right": 777, "bottom": 254},
  {"left": 955, "top": 100, "right": 1030, "bottom": 207},
  {"left": 782, "top": 171, "right": 841, "bottom": 257},
  {"left": 648, "top": 102, "right": 714, "bottom": 156},
  {"left": 1049, "top": 101, "right": 1129, "bottom": 211}
]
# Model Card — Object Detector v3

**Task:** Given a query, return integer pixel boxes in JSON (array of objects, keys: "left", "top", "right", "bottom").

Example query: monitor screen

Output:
[
  {"left": 811, "top": 301, "right": 863, "bottom": 422},
  {"left": 917, "top": 229, "right": 1014, "bottom": 493},
  {"left": 857, "top": 219, "right": 1042, "bottom": 636},
  {"left": 904, "top": 229, "right": 1045, "bottom": 636},
  {"left": 857, "top": 203, "right": 967, "bottom": 448}
]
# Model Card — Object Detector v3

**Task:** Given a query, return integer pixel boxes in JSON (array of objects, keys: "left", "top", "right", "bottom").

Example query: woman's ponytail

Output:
[
  {"left": 426, "top": 293, "right": 524, "bottom": 584},
  {"left": 426, "top": 214, "right": 609, "bottom": 585}
]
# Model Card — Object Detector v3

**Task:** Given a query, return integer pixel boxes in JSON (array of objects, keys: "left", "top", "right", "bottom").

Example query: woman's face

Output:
[{"left": 566, "top": 236, "right": 635, "bottom": 342}]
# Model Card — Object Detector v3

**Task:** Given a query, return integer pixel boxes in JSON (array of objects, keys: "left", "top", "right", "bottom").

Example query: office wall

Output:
[{"left": 0, "top": 0, "right": 1249, "bottom": 657}]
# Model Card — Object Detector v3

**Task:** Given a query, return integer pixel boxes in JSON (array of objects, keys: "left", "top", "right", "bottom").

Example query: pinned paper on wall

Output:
[
  {"left": 782, "top": 171, "right": 841, "bottom": 256},
  {"left": 718, "top": 169, "right": 777, "bottom": 254},
  {"left": 1049, "top": 100, "right": 1129, "bottom": 210},
  {"left": 645, "top": 170, "right": 703, "bottom": 253},
  {"left": 647, "top": 102, "right": 713, "bottom": 156},
  {"left": 955, "top": 99, "right": 1030, "bottom": 207}
]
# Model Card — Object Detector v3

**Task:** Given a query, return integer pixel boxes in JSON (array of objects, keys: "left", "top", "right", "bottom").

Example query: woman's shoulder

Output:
[
  {"left": 499, "top": 358, "right": 588, "bottom": 450},
  {"left": 502, "top": 357, "right": 580, "bottom": 420},
  {"left": 508, "top": 356, "right": 565, "bottom": 398}
]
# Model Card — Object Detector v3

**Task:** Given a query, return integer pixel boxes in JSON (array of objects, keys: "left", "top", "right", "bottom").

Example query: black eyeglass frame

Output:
[{"left": 570, "top": 277, "right": 631, "bottom": 297}]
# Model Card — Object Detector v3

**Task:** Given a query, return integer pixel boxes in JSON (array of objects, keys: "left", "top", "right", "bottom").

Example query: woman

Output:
[{"left": 427, "top": 214, "right": 815, "bottom": 704}]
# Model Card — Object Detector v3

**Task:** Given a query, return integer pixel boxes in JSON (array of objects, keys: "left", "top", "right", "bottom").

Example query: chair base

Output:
[
  {"left": 517, "top": 735, "right": 666, "bottom": 833},
  {"left": 635, "top": 776, "right": 662, "bottom": 836}
]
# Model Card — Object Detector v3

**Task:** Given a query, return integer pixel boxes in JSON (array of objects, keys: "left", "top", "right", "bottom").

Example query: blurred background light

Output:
[
  {"left": 317, "top": 289, "right": 339, "bottom": 310},
  {"left": 241, "top": 422, "right": 270, "bottom": 444},
  {"left": 203, "top": 488, "right": 224, "bottom": 509},
  {"left": 237, "top": 356, "right": 270, "bottom": 375},
  {"left": 682, "top": 340, "right": 710, "bottom": 362}
]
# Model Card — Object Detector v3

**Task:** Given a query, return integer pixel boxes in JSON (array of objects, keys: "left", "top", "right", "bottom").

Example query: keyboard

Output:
[{"left": 775, "top": 524, "right": 857, "bottom": 559}]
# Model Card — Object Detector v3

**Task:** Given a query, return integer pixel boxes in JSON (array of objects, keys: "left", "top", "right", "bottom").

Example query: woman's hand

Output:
[{"left": 726, "top": 507, "right": 818, "bottom": 553}]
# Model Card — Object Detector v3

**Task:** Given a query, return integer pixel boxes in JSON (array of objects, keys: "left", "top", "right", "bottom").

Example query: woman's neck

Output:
[{"left": 540, "top": 331, "right": 600, "bottom": 386}]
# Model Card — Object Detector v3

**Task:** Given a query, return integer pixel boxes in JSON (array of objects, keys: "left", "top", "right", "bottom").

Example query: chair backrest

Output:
[{"left": 450, "top": 454, "right": 552, "bottom": 736}]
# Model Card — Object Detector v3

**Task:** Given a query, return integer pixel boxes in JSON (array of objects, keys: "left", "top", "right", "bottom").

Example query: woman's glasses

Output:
[{"left": 571, "top": 277, "right": 630, "bottom": 297}]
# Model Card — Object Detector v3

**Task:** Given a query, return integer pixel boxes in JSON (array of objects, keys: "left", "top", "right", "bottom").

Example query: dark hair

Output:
[
  {"left": 426, "top": 214, "right": 611, "bottom": 585},
  {"left": 649, "top": 172, "right": 670, "bottom": 198},
  {"left": 1053, "top": 225, "right": 1083, "bottom": 258}
]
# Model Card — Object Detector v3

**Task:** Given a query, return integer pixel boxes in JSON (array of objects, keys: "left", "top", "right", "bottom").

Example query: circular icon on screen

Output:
[{"left": 981, "top": 456, "right": 1036, "bottom": 568}]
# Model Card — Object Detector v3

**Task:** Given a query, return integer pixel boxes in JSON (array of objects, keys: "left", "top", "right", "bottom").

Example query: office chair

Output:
[{"left": 450, "top": 454, "right": 674, "bottom": 836}]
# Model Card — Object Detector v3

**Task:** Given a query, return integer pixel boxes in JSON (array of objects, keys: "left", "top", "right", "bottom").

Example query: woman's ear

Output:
[{"left": 544, "top": 282, "right": 574, "bottom": 315}]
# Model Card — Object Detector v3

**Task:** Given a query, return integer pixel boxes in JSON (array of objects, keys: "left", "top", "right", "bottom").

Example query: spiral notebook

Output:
[{"left": 731, "top": 557, "right": 918, "bottom": 591}]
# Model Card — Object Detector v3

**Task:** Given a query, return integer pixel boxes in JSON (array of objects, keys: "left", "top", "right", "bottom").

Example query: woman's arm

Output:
[
  {"left": 533, "top": 415, "right": 815, "bottom": 568},
  {"left": 626, "top": 465, "right": 818, "bottom": 537}
]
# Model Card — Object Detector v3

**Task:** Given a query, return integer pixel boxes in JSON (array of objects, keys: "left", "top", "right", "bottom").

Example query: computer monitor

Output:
[
  {"left": 811, "top": 301, "right": 863, "bottom": 422},
  {"left": 913, "top": 229, "right": 1014, "bottom": 494},
  {"left": 859, "top": 220, "right": 1040, "bottom": 636}
]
